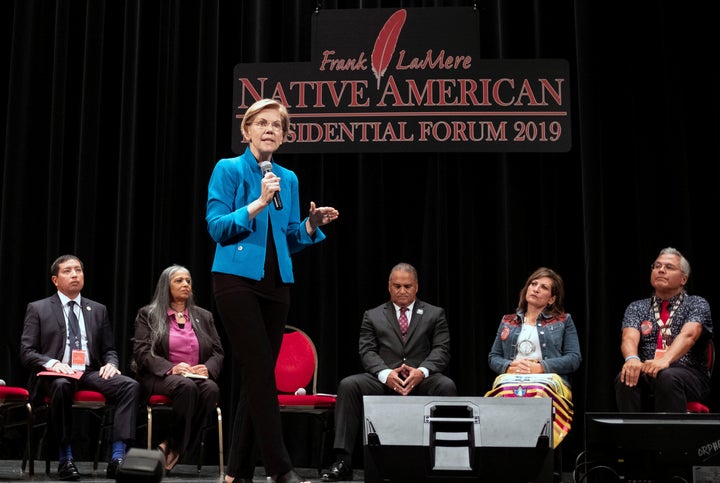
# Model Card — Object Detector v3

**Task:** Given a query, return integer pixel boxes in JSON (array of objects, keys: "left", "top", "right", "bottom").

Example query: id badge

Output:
[
  {"left": 654, "top": 348, "right": 666, "bottom": 360},
  {"left": 71, "top": 349, "right": 86, "bottom": 372}
]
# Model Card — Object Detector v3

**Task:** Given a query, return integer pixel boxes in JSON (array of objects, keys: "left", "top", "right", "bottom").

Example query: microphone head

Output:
[
  {"left": 294, "top": 387, "right": 306, "bottom": 396},
  {"left": 260, "top": 161, "right": 273, "bottom": 174}
]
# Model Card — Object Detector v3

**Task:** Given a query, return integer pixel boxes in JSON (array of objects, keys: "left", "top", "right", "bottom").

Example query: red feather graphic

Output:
[{"left": 371, "top": 9, "right": 407, "bottom": 89}]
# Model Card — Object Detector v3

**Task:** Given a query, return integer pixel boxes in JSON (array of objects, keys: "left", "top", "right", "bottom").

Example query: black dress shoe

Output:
[
  {"left": 57, "top": 459, "right": 81, "bottom": 481},
  {"left": 321, "top": 460, "right": 353, "bottom": 481},
  {"left": 106, "top": 458, "right": 123, "bottom": 479}
]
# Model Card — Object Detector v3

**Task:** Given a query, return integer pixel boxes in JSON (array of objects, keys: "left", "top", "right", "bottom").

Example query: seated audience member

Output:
[
  {"left": 486, "top": 267, "right": 581, "bottom": 447},
  {"left": 20, "top": 254, "right": 138, "bottom": 480},
  {"left": 321, "top": 262, "right": 457, "bottom": 481},
  {"left": 615, "top": 247, "right": 713, "bottom": 412},
  {"left": 133, "top": 264, "right": 224, "bottom": 471}
]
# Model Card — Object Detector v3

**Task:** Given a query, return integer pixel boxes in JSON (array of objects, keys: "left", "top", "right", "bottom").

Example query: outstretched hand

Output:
[{"left": 307, "top": 201, "right": 339, "bottom": 229}]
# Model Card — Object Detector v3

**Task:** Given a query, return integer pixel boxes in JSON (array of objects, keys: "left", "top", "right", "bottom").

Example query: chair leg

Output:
[
  {"left": 45, "top": 435, "right": 50, "bottom": 476},
  {"left": 92, "top": 411, "right": 102, "bottom": 471},
  {"left": 146, "top": 405, "right": 153, "bottom": 450},
  {"left": 42, "top": 412, "right": 51, "bottom": 476},
  {"left": 319, "top": 413, "right": 334, "bottom": 477},
  {"left": 197, "top": 434, "right": 204, "bottom": 473},
  {"left": 217, "top": 407, "right": 224, "bottom": 476},
  {"left": 196, "top": 406, "right": 223, "bottom": 475},
  {"left": 21, "top": 402, "right": 35, "bottom": 476},
  {"left": 93, "top": 407, "right": 113, "bottom": 471}
]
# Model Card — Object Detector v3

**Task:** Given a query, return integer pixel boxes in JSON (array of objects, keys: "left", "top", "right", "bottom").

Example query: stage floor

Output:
[
  {"left": 0, "top": 460, "right": 572, "bottom": 483},
  {"left": 0, "top": 461, "right": 349, "bottom": 483},
  {"left": 0, "top": 460, "right": 577, "bottom": 482}
]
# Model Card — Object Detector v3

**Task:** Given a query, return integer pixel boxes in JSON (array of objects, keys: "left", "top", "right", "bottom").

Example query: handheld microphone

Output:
[{"left": 260, "top": 161, "right": 283, "bottom": 210}]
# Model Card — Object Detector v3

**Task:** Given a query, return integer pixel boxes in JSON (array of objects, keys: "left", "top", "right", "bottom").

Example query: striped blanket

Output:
[{"left": 484, "top": 373, "right": 573, "bottom": 448}]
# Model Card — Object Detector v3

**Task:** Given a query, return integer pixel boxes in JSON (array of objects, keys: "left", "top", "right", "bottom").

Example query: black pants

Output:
[
  {"left": 614, "top": 363, "right": 709, "bottom": 412},
  {"left": 139, "top": 373, "right": 219, "bottom": 455},
  {"left": 45, "top": 370, "right": 139, "bottom": 447},
  {"left": 332, "top": 372, "right": 457, "bottom": 456},
  {"left": 213, "top": 272, "right": 291, "bottom": 479}
]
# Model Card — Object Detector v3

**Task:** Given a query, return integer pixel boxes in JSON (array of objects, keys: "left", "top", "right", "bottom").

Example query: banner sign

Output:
[{"left": 233, "top": 7, "right": 571, "bottom": 154}]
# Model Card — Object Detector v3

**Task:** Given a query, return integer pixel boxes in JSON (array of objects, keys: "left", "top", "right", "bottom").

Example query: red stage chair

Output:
[
  {"left": 275, "top": 325, "right": 336, "bottom": 476},
  {"left": 29, "top": 389, "right": 114, "bottom": 476},
  {"left": 686, "top": 339, "right": 715, "bottom": 413},
  {"left": 1, "top": 385, "right": 34, "bottom": 475}
]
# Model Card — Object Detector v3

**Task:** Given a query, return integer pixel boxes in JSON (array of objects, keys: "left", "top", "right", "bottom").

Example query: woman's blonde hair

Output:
[{"left": 241, "top": 98, "right": 290, "bottom": 141}]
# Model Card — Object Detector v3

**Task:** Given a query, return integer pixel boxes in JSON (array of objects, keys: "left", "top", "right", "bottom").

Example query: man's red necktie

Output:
[
  {"left": 398, "top": 307, "right": 409, "bottom": 339},
  {"left": 398, "top": 307, "right": 410, "bottom": 379},
  {"left": 658, "top": 300, "right": 669, "bottom": 349}
]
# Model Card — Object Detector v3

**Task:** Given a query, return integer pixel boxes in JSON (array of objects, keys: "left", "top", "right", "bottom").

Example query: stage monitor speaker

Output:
[
  {"left": 115, "top": 448, "right": 165, "bottom": 483},
  {"left": 362, "top": 396, "right": 554, "bottom": 483},
  {"left": 582, "top": 412, "right": 720, "bottom": 483}
]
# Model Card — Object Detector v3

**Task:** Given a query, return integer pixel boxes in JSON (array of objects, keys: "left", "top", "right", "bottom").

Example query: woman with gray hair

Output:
[{"left": 133, "top": 264, "right": 224, "bottom": 472}]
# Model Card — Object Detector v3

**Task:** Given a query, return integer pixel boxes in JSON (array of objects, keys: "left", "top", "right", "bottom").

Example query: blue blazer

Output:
[{"left": 206, "top": 147, "right": 324, "bottom": 282}]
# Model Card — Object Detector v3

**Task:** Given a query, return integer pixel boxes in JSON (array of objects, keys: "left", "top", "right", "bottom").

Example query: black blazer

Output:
[
  {"left": 358, "top": 298, "right": 451, "bottom": 376},
  {"left": 132, "top": 305, "right": 224, "bottom": 382},
  {"left": 20, "top": 293, "right": 119, "bottom": 400}
]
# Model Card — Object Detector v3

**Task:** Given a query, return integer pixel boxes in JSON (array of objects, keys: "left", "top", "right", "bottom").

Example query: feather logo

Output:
[{"left": 371, "top": 9, "right": 407, "bottom": 89}]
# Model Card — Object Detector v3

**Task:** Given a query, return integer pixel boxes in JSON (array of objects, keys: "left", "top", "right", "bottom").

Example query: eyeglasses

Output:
[
  {"left": 251, "top": 119, "right": 283, "bottom": 132},
  {"left": 651, "top": 262, "right": 680, "bottom": 272}
]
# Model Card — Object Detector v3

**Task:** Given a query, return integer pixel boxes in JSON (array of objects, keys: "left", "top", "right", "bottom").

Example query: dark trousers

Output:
[
  {"left": 614, "top": 363, "right": 710, "bottom": 412},
  {"left": 213, "top": 273, "right": 291, "bottom": 479},
  {"left": 45, "top": 370, "right": 139, "bottom": 448},
  {"left": 333, "top": 372, "right": 457, "bottom": 457},
  {"left": 140, "top": 374, "right": 219, "bottom": 455}
]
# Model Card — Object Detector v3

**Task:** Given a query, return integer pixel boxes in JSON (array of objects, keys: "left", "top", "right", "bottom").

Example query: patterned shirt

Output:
[{"left": 621, "top": 291, "right": 712, "bottom": 371}]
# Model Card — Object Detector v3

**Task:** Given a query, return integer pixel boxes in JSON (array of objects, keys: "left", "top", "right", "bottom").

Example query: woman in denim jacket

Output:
[{"left": 486, "top": 267, "right": 581, "bottom": 447}]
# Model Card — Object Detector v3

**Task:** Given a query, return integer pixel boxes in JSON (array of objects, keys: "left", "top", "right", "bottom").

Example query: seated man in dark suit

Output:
[
  {"left": 321, "top": 262, "right": 457, "bottom": 481},
  {"left": 20, "top": 254, "right": 139, "bottom": 480}
]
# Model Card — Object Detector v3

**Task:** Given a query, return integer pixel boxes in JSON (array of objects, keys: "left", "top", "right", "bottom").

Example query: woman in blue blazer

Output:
[{"left": 206, "top": 98, "right": 338, "bottom": 483}]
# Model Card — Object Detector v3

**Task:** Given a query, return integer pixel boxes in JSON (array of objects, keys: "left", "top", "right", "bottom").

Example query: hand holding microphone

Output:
[{"left": 260, "top": 161, "right": 283, "bottom": 210}]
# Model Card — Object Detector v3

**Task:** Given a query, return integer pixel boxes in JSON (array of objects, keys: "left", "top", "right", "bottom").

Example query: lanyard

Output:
[{"left": 652, "top": 292, "right": 684, "bottom": 349}]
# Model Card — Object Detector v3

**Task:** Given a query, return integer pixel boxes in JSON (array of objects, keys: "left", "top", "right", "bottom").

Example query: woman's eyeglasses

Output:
[{"left": 251, "top": 119, "right": 283, "bottom": 132}]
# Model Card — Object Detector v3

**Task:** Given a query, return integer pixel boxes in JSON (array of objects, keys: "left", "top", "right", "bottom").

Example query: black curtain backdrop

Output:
[{"left": 2, "top": 0, "right": 718, "bottom": 469}]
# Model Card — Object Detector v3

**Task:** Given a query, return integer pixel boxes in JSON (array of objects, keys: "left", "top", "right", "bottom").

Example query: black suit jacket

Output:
[
  {"left": 132, "top": 304, "right": 224, "bottom": 381},
  {"left": 19, "top": 293, "right": 119, "bottom": 401},
  {"left": 359, "top": 298, "right": 451, "bottom": 376}
]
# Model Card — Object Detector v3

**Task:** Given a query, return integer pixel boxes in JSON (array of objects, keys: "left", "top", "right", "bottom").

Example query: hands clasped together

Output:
[
  {"left": 507, "top": 359, "right": 542, "bottom": 375},
  {"left": 170, "top": 362, "right": 209, "bottom": 377},
  {"left": 620, "top": 357, "right": 670, "bottom": 386},
  {"left": 387, "top": 363, "right": 420, "bottom": 396}
]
